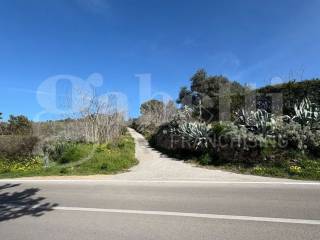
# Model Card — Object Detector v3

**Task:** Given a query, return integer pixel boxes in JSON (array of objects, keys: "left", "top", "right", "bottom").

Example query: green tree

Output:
[
  {"left": 256, "top": 78, "right": 320, "bottom": 115},
  {"left": 190, "top": 68, "right": 207, "bottom": 91},
  {"left": 135, "top": 99, "right": 177, "bottom": 136},
  {"left": 178, "top": 69, "right": 246, "bottom": 122},
  {"left": 8, "top": 115, "right": 32, "bottom": 135},
  {"left": 140, "top": 99, "right": 165, "bottom": 115},
  {"left": 0, "top": 112, "right": 3, "bottom": 134},
  {"left": 176, "top": 86, "right": 192, "bottom": 105}
]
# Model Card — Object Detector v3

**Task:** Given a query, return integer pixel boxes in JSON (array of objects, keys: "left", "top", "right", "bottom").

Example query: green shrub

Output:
[
  {"left": 0, "top": 156, "right": 42, "bottom": 173},
  {"left": 250, "top": 166, "right": 287, "bottom": 177},
  {"left": 257, "top": 79, "right": 320, "bottom": 116},
  {"left": 47, "top": 141, "right": 75, "bottom": 163},
  {"left": 0, "top": 133, "right": 137, "bottom": 178},
  {"left": 210, "top": 122, "right": 231, "bottom": 137},
  {"left": 198, "top": 153, "right": 212, "bottom": 165},
  {"left": 100, "top": 162, "right": 109, "bottom": 170},
  {"left": 289, "top": 165, "right": 302, "bottom": 175},
  {"left": 274, "top": 122, "right": 320, "bottom": 156},
  {"left": 252, "top": 166, "right": 266, "bottom": 175},
  {"left": 59, "top": 167, "right": 68, "bottom": 174},
  {"left": 7, "top": 115, "right": 33, "bottom": 135},
  {"left": 47, "top": 141, "right": 94, "bottom": 164},
  {"left": 215, "top": 125, "right": 265, "bottom": 165}
]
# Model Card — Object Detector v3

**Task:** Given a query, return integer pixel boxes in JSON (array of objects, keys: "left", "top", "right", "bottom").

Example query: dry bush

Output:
[
  {"left": 0, "top": 135, "right": 39, "bottom": 158},
  {"left": 134, "top": 100, "right": 177, "bottom": 136}
]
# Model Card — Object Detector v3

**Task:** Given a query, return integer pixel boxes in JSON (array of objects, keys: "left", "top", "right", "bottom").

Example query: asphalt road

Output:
[{"left": 0, "top": 180, "right": 319, "bottom": 240}]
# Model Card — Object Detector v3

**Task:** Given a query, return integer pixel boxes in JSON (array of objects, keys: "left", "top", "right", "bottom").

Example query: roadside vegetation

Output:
[
  {"left": 0, "top": 134, "right": 136, "bottom": 178},
  {"left": 0, "top": 92, "right": 136, "bottom": 178},
  {"left": 131, "top": 69, "right": 320, "bottom": 180}
]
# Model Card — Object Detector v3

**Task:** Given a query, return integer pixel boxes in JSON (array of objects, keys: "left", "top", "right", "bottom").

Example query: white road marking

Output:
[
  {"left": 13, "top": 205, "right": 318, "bottom": 225},
  {"left": 49, "top": 207, "right": 320, "bottom": 225},
  {"left": 0, "top": 179, "right": 319, "bottom": 185}
]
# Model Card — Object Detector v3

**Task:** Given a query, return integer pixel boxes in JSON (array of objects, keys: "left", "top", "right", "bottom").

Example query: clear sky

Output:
[{"left": 1, "top": 0, "right": 320, "bottom": 120}]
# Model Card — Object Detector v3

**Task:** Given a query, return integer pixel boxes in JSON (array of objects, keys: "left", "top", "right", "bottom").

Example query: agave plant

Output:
[
  {"left": 178, "top": 122, "right": 210, "bottom": 149},
  {"left": 253, "top": 109, "right": 276, "bottom": 137},
  {"left": 235, "top": 109, "right": 276, "bottom": 136},
  {"left": 234, "top": 108, "right": 253, "bottom": 126},
  {"left": 292, "top": 97, "right": 320, "bottom": 128},
  {"left": 210, "top": 122, "right": 231, "bottom": 137},
  {"left": 174, "top": 106, "right": 194, "bottom": 122},
  {"left": 166, "top": 106, "right": 195, "bottom": 134}
]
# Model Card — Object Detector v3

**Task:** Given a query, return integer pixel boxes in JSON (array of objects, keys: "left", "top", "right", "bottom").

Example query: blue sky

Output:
[{"left": 0, "top": 0, "right": 320, "bottom": 120}]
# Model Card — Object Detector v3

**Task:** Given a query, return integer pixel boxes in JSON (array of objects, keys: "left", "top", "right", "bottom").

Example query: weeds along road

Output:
[{"left": 0, "top": 180, "right": 320, "bottom": 240}]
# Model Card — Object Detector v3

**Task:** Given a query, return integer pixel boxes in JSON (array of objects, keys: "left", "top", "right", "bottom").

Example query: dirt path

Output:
[
  {"left": 111, "top": 128, "right": 294, "bottom": 182},
  {"left": 13, "top": 128, "right": 299, "bottom": 182}
]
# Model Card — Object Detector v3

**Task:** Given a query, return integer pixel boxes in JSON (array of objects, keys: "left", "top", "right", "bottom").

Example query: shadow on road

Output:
[{"left": 0, "top": 183, "right": 58, "bottom": 222}]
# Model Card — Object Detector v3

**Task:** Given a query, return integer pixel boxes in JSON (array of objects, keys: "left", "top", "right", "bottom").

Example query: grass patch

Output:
[
  {"left": 202, "top": 157, "right": 320, "bottom": 181},
  {"left": 0, "top": 134, "right": 137, "bottom": 178}
]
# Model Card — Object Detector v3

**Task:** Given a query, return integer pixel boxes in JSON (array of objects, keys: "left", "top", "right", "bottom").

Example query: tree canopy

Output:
[{"left": 177, "top": 69, "right": 246, "bottom": 121}]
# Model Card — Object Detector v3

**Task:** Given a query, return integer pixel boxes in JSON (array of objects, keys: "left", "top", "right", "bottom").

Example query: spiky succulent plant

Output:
[
  {"left": 292, "top": 97, "right": 320, "bottom": 128},
  {"left": 178, "top": 122, "right": 210, "bottom": 149},
  {"left": 235, "top": 109, "right": 276, "bottom": 136}
]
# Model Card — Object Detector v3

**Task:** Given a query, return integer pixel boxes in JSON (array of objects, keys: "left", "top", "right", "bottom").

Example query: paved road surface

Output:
[{"left": 0, "top": 180, "right": 320, "bottom": 240}]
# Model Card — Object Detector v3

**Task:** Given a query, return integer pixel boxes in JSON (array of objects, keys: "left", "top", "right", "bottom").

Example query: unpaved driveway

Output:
[
  {"left": 112, "top": 128, "right": 295, "bottom": 182},
  {"left": 13, "top": 128, "right": 300, "bottom": 182}
]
